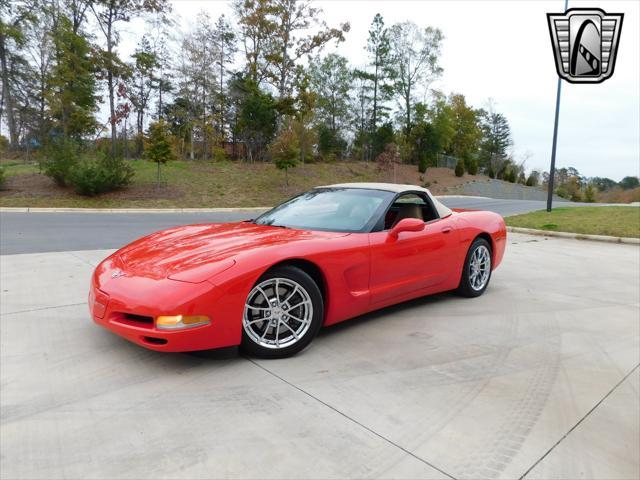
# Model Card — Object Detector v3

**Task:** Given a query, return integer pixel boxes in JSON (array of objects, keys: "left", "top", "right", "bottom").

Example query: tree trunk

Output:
[
  {"left": 189, "top": 127, "right": 194, "bottom": 160},
  {"left": 219, "top": 43, "right": 224, "bottom": 142},
  {"left": 202, "top": 76, "right": 207, "bottom": 160},
  {"left": 123, "top": 118, "right": 128, "bottom": 159},
  {"left": 372, "top": 49, "right": 379, "bottom": 131},
  {"left": 405, "top": 84, "right": 411, "bottom": 135},
  {"left": 158, "top": 75, "right": 163, "bottom": 118},
  {"left": 107, "top": 19, "right": 117, "bottom": 158},
  {"left": 278, "top": 17, "right": 291, "bottom": 100},
  {"left": 0, "top": 32, "right": 19, "bottom": 148},
  {"left": 0, "top": 88, "right": 4, "bottom": 136}
]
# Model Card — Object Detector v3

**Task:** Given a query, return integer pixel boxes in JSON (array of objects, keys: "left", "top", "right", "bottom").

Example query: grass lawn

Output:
[
  {"left": 506, "top": 207, "right": 640, "bottom": 238},
  {"left": 0, "top": 159, "right": 484, "bottom": 208}
]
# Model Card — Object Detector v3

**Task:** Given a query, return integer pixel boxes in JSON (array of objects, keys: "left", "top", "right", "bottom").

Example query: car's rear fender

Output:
[{"left": 452, "top": 211, "right": 507, "bottom": 270}]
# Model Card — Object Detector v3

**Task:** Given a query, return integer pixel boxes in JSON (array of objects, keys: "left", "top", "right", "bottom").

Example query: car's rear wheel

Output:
[
  {"left": 455, "top": 238, "right": 492, "bottom": 297},
  {"left": 241, "top": 265, "right": 323, "bottom": 358}
]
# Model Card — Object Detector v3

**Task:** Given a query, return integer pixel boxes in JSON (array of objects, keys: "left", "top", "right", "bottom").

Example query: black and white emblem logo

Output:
[{"left": 547, "top": 8, "right": 623, "bottom": 83}]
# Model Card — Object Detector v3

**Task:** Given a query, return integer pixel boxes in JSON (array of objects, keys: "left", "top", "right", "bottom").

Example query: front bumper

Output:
[{"left": 89, "top": 264, "right": 242, "bottom": 352}]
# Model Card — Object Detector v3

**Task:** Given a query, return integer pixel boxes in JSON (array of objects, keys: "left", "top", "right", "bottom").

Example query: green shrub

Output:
[
  {"left": 556, "top": 186, "right": 569, "bottom": 199},
  {"left": 584, "top": 185, "right": 596, "bottom": 203},
  {"left": 42, "top": 140, "right": 81, "bottom": 186},
  {"left": 454, "top": 159, "right": 464, "bottom": 177},
  {"left": 467, "top": 159, "right": 478, "bottom": 175},
  {"left": 418, "top": 157, "right": 428, "bottom": 174},
  {"left": 570, "top": 190, "right": 583, "bottom": 202},
  {"left": 0, "top": 135, "right": 8, "bottom": 155},
  {"left": 69, "top": 156, "right": 134, "bottom": 196},
  {"left": 487, "top": 166, "right": 496, "bottom": 179},
  {"left": 0, "top": 166, "right": 5, "bottom": 190},
  {"left": 212, "top": 146, "right": 227, "bottom": 163}
]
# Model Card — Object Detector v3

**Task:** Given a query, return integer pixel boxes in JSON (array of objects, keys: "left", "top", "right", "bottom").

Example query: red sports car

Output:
[{"left": 89, "top": 183, "right": 506, "bottom": 358}]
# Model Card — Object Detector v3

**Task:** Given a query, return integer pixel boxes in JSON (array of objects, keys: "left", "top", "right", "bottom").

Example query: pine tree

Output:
[{"left": 47, "top": 15, "right": 98, "bottom": 140}]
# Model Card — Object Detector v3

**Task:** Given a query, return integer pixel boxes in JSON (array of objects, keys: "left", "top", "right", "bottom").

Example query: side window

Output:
[{"left": 383, "top": 193, "right": 438, "bottom": 230}]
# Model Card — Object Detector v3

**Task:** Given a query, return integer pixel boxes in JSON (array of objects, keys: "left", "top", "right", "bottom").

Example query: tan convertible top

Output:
[{"left": 317, "top": 182, "right": 453, "bottom": 218}]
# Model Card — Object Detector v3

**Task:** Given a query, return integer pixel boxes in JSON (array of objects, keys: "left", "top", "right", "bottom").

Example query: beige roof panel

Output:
[{"left": 316, "top": 182, "right": 452, "bottom": 218}]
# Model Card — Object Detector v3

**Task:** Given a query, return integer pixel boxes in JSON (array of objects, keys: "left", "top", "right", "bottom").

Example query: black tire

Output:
[
  {"left": 241, "top": 265, "right": 323, "bottom": 358},
  {"left": 455, "top": 237, "right": 493, "bottom": 298}
]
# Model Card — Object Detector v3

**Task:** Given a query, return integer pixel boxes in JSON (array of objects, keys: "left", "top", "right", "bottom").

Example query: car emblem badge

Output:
[
  {"left": 547, "top": 8, "right": 623, "bottom": 83},
  {"left": 111, "top": 269, "right": 125, "bottom": 279}
]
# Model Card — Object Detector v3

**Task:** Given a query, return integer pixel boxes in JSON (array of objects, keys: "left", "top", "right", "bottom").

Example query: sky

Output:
[{"left": 119, "top": 0, "right": 640, "bottom": 181}]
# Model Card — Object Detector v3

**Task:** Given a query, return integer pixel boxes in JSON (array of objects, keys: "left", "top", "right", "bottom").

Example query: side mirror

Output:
[{"left": 389, "top": 218, "right": 425, "bottom": 239}]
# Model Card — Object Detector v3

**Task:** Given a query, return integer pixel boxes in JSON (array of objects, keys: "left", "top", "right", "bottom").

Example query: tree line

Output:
[{"left": 2, "top": 0, "right": 585, "bottom": 195}]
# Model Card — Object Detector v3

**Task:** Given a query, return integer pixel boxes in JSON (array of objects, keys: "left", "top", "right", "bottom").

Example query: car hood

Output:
[{"left": 117, "top": 222, "right": 347, "bottom": 283}]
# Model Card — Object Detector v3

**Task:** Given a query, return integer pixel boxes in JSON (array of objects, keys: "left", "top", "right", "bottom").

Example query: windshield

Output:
[{"left": 254, "top": 188, "right": 394, "bottom": 232}]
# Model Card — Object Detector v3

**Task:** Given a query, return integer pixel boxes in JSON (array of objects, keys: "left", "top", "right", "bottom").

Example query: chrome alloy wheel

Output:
[
  {"left": 243, "top": 278, "right": 314, "bottom": 349},
  {"left": 469, "top": 245, "right": 491, "bottom": 291}
]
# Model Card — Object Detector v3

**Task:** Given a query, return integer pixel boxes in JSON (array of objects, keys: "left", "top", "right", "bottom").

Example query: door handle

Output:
[{"left": 441, "top": 226, "right": 452, "bottom": 234}]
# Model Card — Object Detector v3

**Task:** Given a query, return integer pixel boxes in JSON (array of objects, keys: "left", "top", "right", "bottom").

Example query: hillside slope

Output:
[{"left": 0, "top": 160, "right": 488, "bottom": 208}]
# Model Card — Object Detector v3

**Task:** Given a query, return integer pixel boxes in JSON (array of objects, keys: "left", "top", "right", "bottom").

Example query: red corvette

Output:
[{"left": 90, "top": 183, "right": 506, "bottom": 357}]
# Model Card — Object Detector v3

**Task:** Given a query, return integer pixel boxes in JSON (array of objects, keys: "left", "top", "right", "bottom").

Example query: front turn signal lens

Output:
[{"left": 156, "top": 315, "right": 210, "bottom": 330}]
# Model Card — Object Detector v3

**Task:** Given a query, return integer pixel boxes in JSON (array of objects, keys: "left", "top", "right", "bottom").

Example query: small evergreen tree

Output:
[
  {"left": 584, "top": 184, "right": 596, "bottom": 203},
  {"left": 467, "top": 158, "right": 478, "bottom": 175},
  {"left": 454, "top": 159, "right": 464, "bottom": 177},
  {"left": 144, "top": 119, "right": 175, "bottom": 188},
  {"left": 526, "top": 171, "right": 540, "bottom": 187}
]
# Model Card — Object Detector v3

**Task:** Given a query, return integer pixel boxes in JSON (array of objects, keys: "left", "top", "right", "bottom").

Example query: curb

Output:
[
  {"left": 0, "top": 207, "right": 270, "bottom": 214},
  {"left": 507, "top": 226, "right": 640, "bottom": 245}
]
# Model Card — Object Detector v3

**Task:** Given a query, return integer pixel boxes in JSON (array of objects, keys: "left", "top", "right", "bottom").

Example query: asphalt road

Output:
[
  {"left": 1, "top": 233, "right": 638, "bottom": 479},
  {"left": 0, "top": 197, "right": 576, "bottom": 255}
]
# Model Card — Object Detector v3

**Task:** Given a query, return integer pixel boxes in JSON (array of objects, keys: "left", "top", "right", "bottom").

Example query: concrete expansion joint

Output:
[
  {"left": 246, "top": 357, "right": 458, "bottom": 480},
  {"left": 1, "top": 302, "right": 85, "bottom": 316},
  {"left": 518, "top": 364, "right": 640, "bottom": 480}
]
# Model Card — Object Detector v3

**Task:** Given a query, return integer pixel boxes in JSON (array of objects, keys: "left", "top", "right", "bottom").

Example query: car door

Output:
[{"left": 367, "top": 194, "right": 458, "bottom": 305}]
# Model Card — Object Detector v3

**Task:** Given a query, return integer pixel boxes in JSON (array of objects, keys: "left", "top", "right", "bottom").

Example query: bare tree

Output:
[
  {"left": 388, "top": 21, "right": 443, "bottom": 135},
  {"left": 90, "top": 0, "right": 168, "bottom": 157}
]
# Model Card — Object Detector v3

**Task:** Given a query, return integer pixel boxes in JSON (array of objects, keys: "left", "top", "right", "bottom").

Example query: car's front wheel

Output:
[
  {"left": 456, "top": 237, "right": 493, "bottom": 297},
  {"left": 241, "top": 265, "right": 323, "bottom": 358}
]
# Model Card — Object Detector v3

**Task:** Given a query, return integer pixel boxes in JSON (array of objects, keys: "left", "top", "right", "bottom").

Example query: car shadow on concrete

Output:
[{"left": 194, "top": 291, "right": 456, "bottom": 362}]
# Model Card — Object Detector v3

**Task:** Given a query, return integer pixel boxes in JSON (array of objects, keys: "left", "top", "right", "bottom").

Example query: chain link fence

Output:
[{"left": 436, "top": 153, "right": 459, "bottom": 169}]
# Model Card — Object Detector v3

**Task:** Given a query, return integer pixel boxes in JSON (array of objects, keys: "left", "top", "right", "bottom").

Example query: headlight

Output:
[{"left": 156, "top": 315, "right": 210, "bottom": 330}]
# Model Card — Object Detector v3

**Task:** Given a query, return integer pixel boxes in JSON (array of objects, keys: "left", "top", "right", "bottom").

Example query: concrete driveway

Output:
[{"left": 1, "top": 233, "right": 638, "bottom": 479}]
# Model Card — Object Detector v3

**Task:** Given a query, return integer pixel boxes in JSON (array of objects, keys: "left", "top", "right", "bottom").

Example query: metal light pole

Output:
[{"left": 547, "top": 0, "right": 569, "bottom": 212}]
